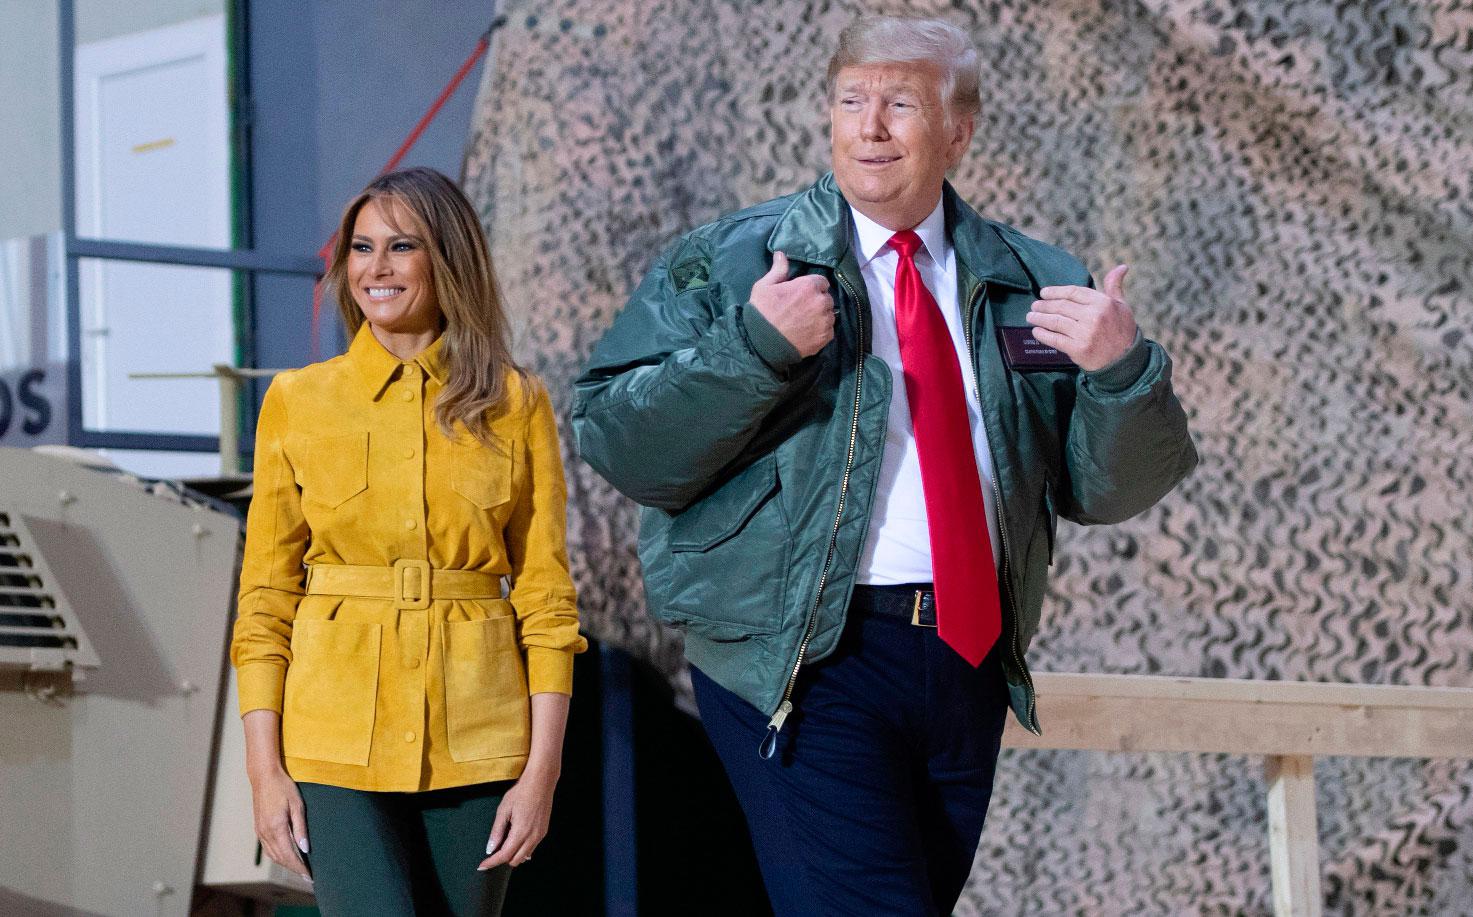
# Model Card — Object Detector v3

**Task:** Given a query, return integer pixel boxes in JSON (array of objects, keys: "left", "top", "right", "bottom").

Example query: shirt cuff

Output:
[
  {"left": 740, "top": 303, "right": 803, "bottom": 372},
  {"left": 1083, "top": 330, "right": 1148, "bottom": 393},
  {"left": 235, "top": 662, "right": 287, "bottom": 716},
  {"left": 526, "top": 646, "right": 576, "bottom": 696}
]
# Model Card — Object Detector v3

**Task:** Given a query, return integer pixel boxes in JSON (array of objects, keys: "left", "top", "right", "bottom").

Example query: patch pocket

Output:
[
  {"left": 450, "top": 439, "right": 514, "bottom": 510},
  {"left": 664, "top": 454, "right": 787, "bottom": 636},
  {"left": 282, "top": 619, "right": 381, "bottom": 766},
  {"left": 299, "top": 432, "right": 368, "bottom": 508},
  {"left": 442, "top": 614, "right": 530, "bottom": 762}
]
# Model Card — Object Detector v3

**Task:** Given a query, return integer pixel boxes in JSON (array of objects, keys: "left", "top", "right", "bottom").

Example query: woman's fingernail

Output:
[
  {"left": 297, "top": 837, "right": 310, "bottom": 855},
  {"left": 485, "top": 840, "right": 498, "bottom": 855},
  {"left": 477, "top": 865, "right": 490, "bottom": 872}
]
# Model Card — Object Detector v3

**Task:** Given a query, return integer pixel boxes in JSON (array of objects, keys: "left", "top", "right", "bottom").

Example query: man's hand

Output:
[
  {"left": 749, "top": 251, "right": 835, "bottom": 358},
  {"left": 1026, "top": 264, "right": 1138, "bottom": 372}
]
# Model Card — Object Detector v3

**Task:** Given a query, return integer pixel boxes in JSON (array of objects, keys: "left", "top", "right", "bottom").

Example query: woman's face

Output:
[{"left": 347, "top": 197, "right": 441, "bottom": 336}]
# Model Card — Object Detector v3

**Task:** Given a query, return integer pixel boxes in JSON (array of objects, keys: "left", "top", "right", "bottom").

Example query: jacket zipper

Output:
[
  {"left": 961, "top": 281, "right": 1039, "bottom": 734},
  {"left": 759, "top": 271, "right": 866, "bottom": 759}
]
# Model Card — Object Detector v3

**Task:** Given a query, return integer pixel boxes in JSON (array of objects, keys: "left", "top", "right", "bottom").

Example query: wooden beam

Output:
[
  {"left": 1266, "top": 755, "right": 1322, "bottom": 917},
  {"left": 1003, "top": 673, "right": 1473, "bottom": 758}
]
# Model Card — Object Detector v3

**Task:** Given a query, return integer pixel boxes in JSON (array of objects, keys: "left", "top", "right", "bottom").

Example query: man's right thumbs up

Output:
[
  {"left": 749, "top": 251, "right": 836, "bottom": 358},
  {"left": 755, "top": 250, "right": 793, "bottom": 288}
]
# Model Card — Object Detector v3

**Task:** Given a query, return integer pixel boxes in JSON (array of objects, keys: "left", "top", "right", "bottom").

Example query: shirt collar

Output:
[
  {"left": 348, "top": 323, "right": 448, "bottom": 399},
  {"left": 849, "top": 197, "right": 949, "bottom": 270}
]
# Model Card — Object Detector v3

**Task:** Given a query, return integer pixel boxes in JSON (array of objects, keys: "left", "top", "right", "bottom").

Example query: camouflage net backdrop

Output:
[{"left": 463, "top": 1, "right": 1473, "bottom": 912}]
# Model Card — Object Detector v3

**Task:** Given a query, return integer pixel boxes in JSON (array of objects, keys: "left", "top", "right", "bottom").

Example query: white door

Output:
[{"left": 74, "top": 14, "right": 232, "bottom": 438}]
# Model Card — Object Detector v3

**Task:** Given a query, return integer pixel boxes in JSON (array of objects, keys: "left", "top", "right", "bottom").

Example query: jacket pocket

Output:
[
  {"left": 450, "top": 439, "right": 514, "bottom": 510},
  {"left": 664, "top": 454, "right": 788, "bottom": 635},
  {"left": 299, "top": 432, "right": 369, "bottom": 508},
  {"left": 442, "top": 614, "right": 530, "bottom": 762},
  {"left": 282, "top": 619, "right": 381, "bottom": 766},
  {"left": 669, "top": 453, "right": 779, "bottom": 552}
]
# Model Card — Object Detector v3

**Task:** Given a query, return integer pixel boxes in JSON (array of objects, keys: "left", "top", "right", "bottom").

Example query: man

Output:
[{"left": 574, "top": 16, "right": 1197, "bottom": 915}]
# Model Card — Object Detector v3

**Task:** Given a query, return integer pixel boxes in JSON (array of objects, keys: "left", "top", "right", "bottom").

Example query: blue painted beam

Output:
[{"left": 600, "top": 643, "right": 638, "bottom": 917}]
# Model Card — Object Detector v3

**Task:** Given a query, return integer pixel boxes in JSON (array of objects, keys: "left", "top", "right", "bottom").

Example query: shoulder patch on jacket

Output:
[
  {"left": 670, "top": 257, "right": 710, "bottom": 293},
  {"left": 663, "top": 191, "right": 802, "bottom": 294},
  {"left": 656, "top": 232, "right": 711, "bottom": 294}
]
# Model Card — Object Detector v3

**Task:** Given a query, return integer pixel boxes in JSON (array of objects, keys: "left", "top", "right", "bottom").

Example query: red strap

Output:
[
  {"left": 310, "top": 29, "right": 494, "bottom": 356},
  {"left": 890, "top": 230, "right": 1002, "bottom": 666}
]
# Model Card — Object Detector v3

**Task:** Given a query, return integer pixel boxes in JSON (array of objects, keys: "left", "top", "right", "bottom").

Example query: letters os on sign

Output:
[{"left": 0, "top": 370, "right": 52, "bottom": 439}]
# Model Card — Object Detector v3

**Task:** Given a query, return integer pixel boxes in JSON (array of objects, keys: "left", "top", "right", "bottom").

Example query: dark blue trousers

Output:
[{"left": 692, "top": 585, "right": 1011, "bottom": 916}]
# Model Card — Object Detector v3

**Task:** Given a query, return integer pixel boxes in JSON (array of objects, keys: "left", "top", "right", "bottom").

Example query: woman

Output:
[{"left": 231, "top": 167, "right": 585, "bottom": 915}]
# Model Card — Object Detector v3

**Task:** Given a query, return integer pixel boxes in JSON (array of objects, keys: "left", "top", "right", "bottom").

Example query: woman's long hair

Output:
[{"left": 327, "top": 167, "right": 527, "bottom": 446}]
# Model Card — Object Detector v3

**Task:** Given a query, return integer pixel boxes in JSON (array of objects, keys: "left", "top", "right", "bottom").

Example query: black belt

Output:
[{"left": 850, "top": 583, "right": 937, "bottom": 627}]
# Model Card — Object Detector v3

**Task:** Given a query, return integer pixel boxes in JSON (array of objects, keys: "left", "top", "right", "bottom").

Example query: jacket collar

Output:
[
  {"left": 766, "top": 172, "right": 1034, "bottom": 291},
  {"left": 347, "top": 323, "right": 448, "bottom": 400}
]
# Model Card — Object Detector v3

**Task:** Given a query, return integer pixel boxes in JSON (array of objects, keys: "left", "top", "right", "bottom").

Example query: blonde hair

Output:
[
  {"left": 328, "top": 167, "right": 527, "bottom": 446},
  {"left": 826, "top": 16, "right": 982, "bottom": 121}
]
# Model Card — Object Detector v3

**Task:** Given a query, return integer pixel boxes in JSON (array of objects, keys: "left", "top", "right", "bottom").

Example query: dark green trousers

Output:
[{"left": 297, "top": 781, "right": 513, "bottom": 916}]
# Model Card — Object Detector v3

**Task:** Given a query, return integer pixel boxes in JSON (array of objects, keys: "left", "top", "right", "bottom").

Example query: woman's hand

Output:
[
  {"left": 242, "top": 709, "right": 310, "bottom": 880},
  {"left": 249, "top": 764, "right": 312, "bottom": 879},
  {"left": 477, "top": 692, "right": 571, "bottom": 870},
  {"left": 478, "top": 765, "right": 558, "bottom": 870}
]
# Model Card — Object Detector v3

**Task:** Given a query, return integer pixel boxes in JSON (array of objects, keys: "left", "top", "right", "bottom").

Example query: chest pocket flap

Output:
[
  {"left": 299, "top": 432, "right": 368, "bottom": 508},
  {"left": 451, "top": 439, "right": 515, "bottom": 510}
]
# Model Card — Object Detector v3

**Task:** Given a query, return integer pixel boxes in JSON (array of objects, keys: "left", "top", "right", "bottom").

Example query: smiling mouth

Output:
[
  {"left": 857, "top": 156, "right": 900, "bottom": 165},
  {"left": 366, "top": 287, "right": 406, "bottom": 300}
]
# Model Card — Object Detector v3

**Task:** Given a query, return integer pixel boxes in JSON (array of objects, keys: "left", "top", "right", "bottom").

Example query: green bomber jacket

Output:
[{"left": 574, "top": 172, "right": 1197, "bottom": 743}]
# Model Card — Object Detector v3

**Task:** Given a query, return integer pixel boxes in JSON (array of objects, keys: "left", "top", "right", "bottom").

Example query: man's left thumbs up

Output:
[{"left": 1025, "top": 263, "right": 1139, "bottom": 371}]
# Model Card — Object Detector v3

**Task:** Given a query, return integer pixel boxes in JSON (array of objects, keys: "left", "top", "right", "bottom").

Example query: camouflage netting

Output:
[{"left": 462, "top": 1, "right": 1473, "bottom": 912}]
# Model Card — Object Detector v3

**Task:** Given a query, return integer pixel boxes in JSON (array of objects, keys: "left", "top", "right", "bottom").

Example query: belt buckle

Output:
[
  {"left": 911, "top": 590, "right": 937, "bottom": 628},
  {"left": 394, "top": 558, "right": 432, "bottom": 610}
]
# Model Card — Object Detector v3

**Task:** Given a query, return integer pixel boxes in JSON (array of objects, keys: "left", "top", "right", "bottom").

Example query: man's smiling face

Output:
[{"left": 829, "top": 61, "right": 974, "bottom": 230}]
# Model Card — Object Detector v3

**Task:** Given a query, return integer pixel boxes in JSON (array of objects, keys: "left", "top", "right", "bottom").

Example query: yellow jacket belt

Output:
[{"left": 306, "top": 560, "right": 503, "bottom": 610}]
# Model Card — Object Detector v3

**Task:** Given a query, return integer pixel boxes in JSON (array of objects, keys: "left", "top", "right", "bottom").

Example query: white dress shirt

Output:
[{"left": 851, "top": 200, "right": 1005, "bottom": 584}]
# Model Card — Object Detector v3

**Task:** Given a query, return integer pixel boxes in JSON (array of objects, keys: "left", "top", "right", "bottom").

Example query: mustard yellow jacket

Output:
[{"left": 231, "top": 326, "right": 585, "bottom": 792}]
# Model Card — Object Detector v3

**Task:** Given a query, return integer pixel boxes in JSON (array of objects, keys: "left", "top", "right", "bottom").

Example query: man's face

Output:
[{"left": 830, "top": 62, "right": 974, "bottom": 230}]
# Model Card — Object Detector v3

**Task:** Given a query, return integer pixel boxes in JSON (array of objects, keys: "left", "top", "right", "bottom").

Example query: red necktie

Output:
[{"left": 889, "top": 230, "right": 1002, "bottom": 666}]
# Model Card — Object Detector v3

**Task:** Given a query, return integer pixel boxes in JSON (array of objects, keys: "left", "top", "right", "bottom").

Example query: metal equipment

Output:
[{"left": 0, "top": 447, "right": 261, "bottom": 915}]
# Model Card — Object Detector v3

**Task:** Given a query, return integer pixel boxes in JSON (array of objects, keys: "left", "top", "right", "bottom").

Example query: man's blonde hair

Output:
[{"left": 826, "top": 16, "right": 982, "bottom": 121}]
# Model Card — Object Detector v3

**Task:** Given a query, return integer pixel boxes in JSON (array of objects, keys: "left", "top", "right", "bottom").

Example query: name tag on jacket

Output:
[{"left": 996, "top": 326, "right": 1079, "bottom": 371}]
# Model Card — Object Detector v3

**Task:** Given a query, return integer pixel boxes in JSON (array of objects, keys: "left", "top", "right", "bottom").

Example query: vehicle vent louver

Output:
[{"left": 0, "top": 510, "right": 100, "bottom": 675}]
